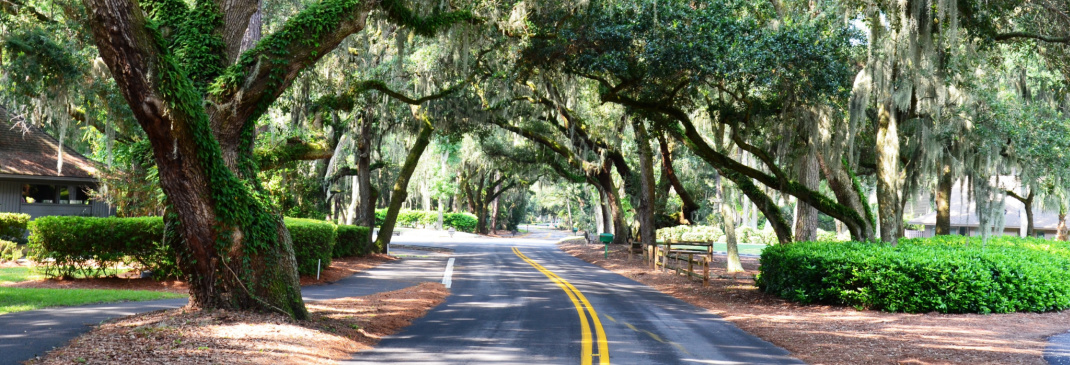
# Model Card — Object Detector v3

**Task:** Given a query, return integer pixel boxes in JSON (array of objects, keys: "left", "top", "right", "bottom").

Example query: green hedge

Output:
[
  {"left": 284, "top": 218, "right": 336, "bottom": 275},
  {"left": 0, "top": 213, "right": 30, "bottom": 241},
  {"left": 27, "top": 216, "right": 177, "bottom": 279},
  {"left": 443, "top": 212, "right": 477, "bottom": 232},
  {"left": 757, "top": 237, "right": 1070, "bottom": 313},
  {"left": 374, "top": 209, "right": 478, "bottom": 233},
  {"left": 335, "top": 225, "right": 380, "bottom": 257},
  {"left": 28, "top": 216, "right": 374, "bottom": 279}
]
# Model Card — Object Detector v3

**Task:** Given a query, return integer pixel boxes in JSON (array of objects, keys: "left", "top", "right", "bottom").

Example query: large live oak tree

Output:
[{"left": 80, "top": 0, "right": 473, "bottom": 318}]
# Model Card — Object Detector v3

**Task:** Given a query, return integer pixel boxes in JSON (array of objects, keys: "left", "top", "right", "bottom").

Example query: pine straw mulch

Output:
[
  {"left": 23, "top": 281, "right": 449, "bottom": 365},
  {"left": 2, "top": 255, "right": 395, "bottom": 294},
  {"left": 559, "top": 242, "right": 1070, "bottom": 365}
]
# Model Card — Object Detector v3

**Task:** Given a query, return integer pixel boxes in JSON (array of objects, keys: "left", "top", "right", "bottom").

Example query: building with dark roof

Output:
[
  {"left": 0, "top": 107, "right": 112, "bottom": 218},
  {"left": 906, "top": 177, "right": 1061, "bottom": 239}
]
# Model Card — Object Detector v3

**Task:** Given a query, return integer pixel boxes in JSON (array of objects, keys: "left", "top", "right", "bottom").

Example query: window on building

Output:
[
  {"left": 22, "top": 184, "right": 93, "bottom": 204},
  {"left": 958, "top": 226, "right": 967, "bottom": 236}
]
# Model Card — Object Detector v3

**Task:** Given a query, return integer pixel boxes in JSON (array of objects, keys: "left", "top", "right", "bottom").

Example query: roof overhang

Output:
[{"left": 0, "top": 173, "right": 99, "bottom": 184}]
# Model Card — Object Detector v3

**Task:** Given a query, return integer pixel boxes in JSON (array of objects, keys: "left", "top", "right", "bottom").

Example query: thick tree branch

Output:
[
  {"left": 256, "top": 138, "right": 333, "bottom": 170},
  {"left": 995, "top": 31, "right": 1069, "bottom": 44}
]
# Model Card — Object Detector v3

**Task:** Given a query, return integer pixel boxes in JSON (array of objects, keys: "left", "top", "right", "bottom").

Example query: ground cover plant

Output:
[{"left": 758, "top": 236, "right": 1070, "bottom": 313}]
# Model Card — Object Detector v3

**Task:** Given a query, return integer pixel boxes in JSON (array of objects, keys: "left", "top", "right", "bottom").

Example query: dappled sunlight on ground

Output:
[{"left": 26, "top": 282, "right": 450, "bottom": 365}]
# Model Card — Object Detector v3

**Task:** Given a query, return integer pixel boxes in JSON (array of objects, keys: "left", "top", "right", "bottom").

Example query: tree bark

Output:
[
  {"left": 876, "top": 103, "right": 901, "bottom": 244},
  {"left": 596, "top": 168, "right": 627, "bottom": 244},
  {"left": 1006, "top": 189, "right": 1035, "bottom": 237},
  {"left": 375, "top": 119, "right": 434, "bottom": 249},
  {"left": 356, "top": 111, "right": 377, "bottom": 251},
  {"left": 633, "top": 118, "right": 657, "bottom": 252},
  {"left": 935, "top": 159, "right": 952, "bottom": 235},
  {"left": 1059, "top": 211, "right": 1068, "bottom": 241},
  {"left": 793, "top": 148, "right": 819, "bottom": 242},
  {"left": 717, "top": 176, "right": 743, "bottom": 273},
  {"left": 658, "top": 133, "right": 699, "bottom": 224}
]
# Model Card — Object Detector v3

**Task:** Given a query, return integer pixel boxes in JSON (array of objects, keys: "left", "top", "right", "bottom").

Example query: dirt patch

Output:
[
  {"left": 4, "top": 255, "right": 393, "bottom": 294},
  {"left": 560, "top": 242, "right": 1070, "bottom": 365},
  {"left": 24, "top": 282, "right": 448, "bottom": 365}
]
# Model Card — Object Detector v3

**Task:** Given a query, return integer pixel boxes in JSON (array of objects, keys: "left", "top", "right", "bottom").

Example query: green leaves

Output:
[{"left": 759, "top": 237, "right": 1070, "bottom": 313}]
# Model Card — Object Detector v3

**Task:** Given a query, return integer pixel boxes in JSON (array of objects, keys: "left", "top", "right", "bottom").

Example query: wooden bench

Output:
[{"left": 646, "top": 241, "right": 712, "bottom": 287}]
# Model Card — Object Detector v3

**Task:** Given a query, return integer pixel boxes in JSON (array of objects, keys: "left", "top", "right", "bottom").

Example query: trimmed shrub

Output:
[
  {"left": 758, "top": 237, "right": 1070, "bottom": 313},
  {"left": 27, "top": 216, "right": 176, "bottom": 279},
  {"left": 657, "top": 225, "right": 724, "bottom": 242},
  {"left": 0, "top": 239, "right": 21, "bottom": 261},
  {"left": 443, "top": 212, "right": 477, "bottom": 232},
  {"left": 0, "top": 213, "right": 30, "bottom": 241},
  {"left": 335, "top": 225, "right": 375, "bottom": 257},
  {"left": 284, "top": 218, "right": 335, "bottom": 275}
]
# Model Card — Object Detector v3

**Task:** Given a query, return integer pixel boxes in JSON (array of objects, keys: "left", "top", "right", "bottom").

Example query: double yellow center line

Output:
[{"left": 512, "top": 247, "right": 609, "bottom": 365}]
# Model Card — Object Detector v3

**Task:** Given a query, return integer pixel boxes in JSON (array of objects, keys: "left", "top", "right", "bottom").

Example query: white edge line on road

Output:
[{"left": 442, "top": 258, "right": 456, "bottom": 288}]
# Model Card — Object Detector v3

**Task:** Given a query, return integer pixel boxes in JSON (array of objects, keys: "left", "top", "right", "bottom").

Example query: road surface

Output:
[{"left": 346, "top": 227, "right": 802, "bottom": 364}]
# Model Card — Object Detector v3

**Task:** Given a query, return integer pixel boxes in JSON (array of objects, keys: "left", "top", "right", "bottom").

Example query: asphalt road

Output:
[
  {"left": 345, "top": 228, "right": 803, "bottom": 364},
  {"left": 2, "top": 227, "right": 800, "bottom": 364}
]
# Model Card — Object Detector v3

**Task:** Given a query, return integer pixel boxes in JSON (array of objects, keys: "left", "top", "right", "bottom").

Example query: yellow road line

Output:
[{"left": 513, "top": 247, "right": 610, "bottom": 365}]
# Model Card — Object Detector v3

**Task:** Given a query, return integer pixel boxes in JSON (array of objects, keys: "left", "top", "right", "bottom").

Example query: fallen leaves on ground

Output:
[
  {"left": 25, "top": 282, "right": 449, "bottom": 365},
  {"left": 560, "top": 242, "right": 1070, "bottom": 365}
]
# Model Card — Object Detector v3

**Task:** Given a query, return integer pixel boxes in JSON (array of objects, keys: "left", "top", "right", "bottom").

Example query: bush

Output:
[
  {"left": 0, "top": 213, "right": 30, "bottom": 241},
  {"left": 27, "top": 216, "right": 176, "bottom": 279},
  {"left": 758, "top": 237, "right": 1070, "bottom": 313},
  {"left": 443, "top": 212, "right": 478, "bottom": 232},
  {"left": 656, "top": 225, "right": 724, "bottom": 242},
  {"left": 335, "top": 225, "right": 377, "bottom": 257},
  {"left": 284, "top": 218, "right": 335, "bottom": 275},
  {"left": 0, "top": 239, "right": 21, "bottom": 261},
  {"left": 738, "top": 227, "right": 777, "bottom": 245}
]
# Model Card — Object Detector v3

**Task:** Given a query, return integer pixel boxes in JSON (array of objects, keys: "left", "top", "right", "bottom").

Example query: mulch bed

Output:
[{"left": 560, "top": 242, "right": 1070, "bottom": 365}]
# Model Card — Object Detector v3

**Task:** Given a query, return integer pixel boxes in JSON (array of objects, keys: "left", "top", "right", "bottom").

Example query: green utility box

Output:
[{"left": 599, "top": 233, "right": 614, "bottom": 243}]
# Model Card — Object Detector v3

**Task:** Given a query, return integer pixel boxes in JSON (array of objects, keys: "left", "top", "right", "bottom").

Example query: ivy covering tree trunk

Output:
[{"left": 79, "top": 0, "right": 472, "bottom": 318}]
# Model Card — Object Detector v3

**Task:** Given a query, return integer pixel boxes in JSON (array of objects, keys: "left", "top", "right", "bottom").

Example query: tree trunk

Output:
[
  {"left": 594, "top": 186, "right": 606, "bottom": 234},
  {"left": 356, "top": 112, "right": 377, "bottom": 251},
  {"left": 876, "top": 103, "right": 901, "bottom": 244},
  {"left": 935, "top": 159, "right": 952, "bottom": 235},
  {"left": 717, "top": 176, "right": 743, "bottom": 273},
  {"left": 375, "top": 120, "right": 434, "bottom": 249},
  {"left": 658, "top": 133, "right": 700, "bottom": 224},
  {"left": 633, "top": 118, "right": 657, "bottom": 252},
  {"left": 490, "top": 177, "right": 500, "bottom": 234},
  {"left": 596, "top": 169, "right": 627, "bottom": 244},
  {"left": 1058, "top": 211, "right": 1068, "bottom": 241},
  {"left": 565, "top": 193, "right": 574, "bottom": 229},
  {"left": 793, "top": 148, "right": 819, "bottom": 242},
  {"left": 82, "top": 0, "right": 351, "bottom": 319}
]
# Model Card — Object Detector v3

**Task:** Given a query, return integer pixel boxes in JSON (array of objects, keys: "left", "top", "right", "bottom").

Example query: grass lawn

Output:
[
  {"left": 0, "top": 287, "right": 183, "bottom": 315},
  {"left": 0, "top": 267, "right": 45, "bottom": 284},
  {"left": 0, "top": 266, "right": 129, "bottom": 284},
  {"left": 0, "top": 267, "right": 182, "bottom": 315}
]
